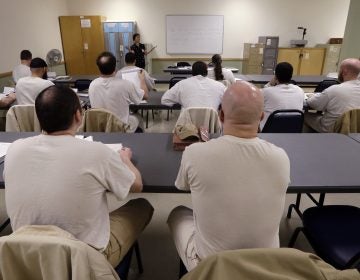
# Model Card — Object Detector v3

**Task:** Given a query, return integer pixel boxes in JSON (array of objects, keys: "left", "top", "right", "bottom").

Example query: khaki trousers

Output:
[
  {"left": 103, "top": 198, "right": 154, "bottom": 267},
  {"left": 167, "top": 206, "right": 201, "bottom": 272}
]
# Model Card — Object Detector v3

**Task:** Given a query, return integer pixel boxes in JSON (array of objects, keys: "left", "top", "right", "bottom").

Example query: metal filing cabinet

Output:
[{"left": 258, "top": 36, "right": 279, "bottom": 74}]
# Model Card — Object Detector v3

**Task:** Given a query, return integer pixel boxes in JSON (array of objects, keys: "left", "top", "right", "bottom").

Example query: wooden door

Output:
[
  {"left": 59, "top": 16, "right": 86, "bottom": 75},
  {"left": 277, "top": 48, "right": 301, "bottom": 75},
  {"left": 80, "top": 16, "right": 105, "bottom": 75},
  {"left": 59, "top": 16, "right": 105, "bottom": 75},
  {"left": 299, "top": 48, "right": 325, "bottom": 75}
]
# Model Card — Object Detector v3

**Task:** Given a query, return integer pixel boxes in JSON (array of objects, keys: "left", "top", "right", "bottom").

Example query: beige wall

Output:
[
  {"left": 340, "top": 0, "right": 360, "bottom": 61},
  {"left": 66, "top": 0, "right": 350, "bottom": 59},
  {"left": 0, "top": 0, "right": 68, "bottom": 73}
]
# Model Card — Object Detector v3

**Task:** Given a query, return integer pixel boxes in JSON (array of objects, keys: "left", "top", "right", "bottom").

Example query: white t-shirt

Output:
[
  {"left": 306, "top": 79, "right": 360, "bottom": 132},
  {"left": 175, "top": 135, "right": 290, "bottom": 259},
  {"left": 116, "top": 66, "right": 155, "bottom": 91},
  {"left": 12, "top": 64, "right": 31, "bottom": 83},
  {"left": 89, "top": 76, "right": 144, "bottom": 125},
  {"left": 207, "top": 68, "right": 235, "bottom": 85},
  {"left": 4, "top": 135, "right": 135, "bottom": 250},
  {"left": 15, "top": 76, "right": 54, "bottom": 105},
  {"left": 161, "top": 75, "right": 225, "bottom": 110},
  {"left": 261, "top": 83, "right": 305, "bottom": 129}
]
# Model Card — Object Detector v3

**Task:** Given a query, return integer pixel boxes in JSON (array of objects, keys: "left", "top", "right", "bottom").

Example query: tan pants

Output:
[
  {"left": 103, "top": 198, "right": 154, "bottom": 267},
  {"left": 304, "top": 112, "right": 328, "bottom": 132},
  {"left": 167, "top": 206, "right": 201, "bottom": 272}
]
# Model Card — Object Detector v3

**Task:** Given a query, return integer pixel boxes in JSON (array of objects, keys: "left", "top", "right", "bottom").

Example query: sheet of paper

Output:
[
  {"left": 3, "top": 87, "right": 14, "bottom": 94},
  {"left": 0, "top": 143, "right": 11, "bottom": 158}
]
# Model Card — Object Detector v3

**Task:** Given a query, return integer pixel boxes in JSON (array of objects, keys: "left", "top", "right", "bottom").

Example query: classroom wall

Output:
[
  {"left": 340, "top": 0, "right": 360, "bottom": 61},
  {"left": 0, "top": 0, "right": 68, "bottom": 73},
  {"left": 66, "top": 0, "right": 350, "bottom": 59}
]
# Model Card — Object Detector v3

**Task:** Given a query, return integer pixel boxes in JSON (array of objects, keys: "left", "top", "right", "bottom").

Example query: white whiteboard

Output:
[{"left": 166, "top": 15, "right": 224, "bottom": 54}]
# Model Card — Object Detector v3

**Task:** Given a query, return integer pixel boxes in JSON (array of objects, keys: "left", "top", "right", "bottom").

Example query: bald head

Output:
[
  {"left": 221, "top": 81, "right": 263, "bottom": 127},
  {"left": 338, "top": 58, "right": 360, "bottom": 82}
]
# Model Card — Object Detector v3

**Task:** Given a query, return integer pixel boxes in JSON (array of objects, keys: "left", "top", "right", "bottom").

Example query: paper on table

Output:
[
  {"left": 0, "top": 143, "right": 11, "bottom": 158},
  {"left": 3, "top": 87, "right": 14, "bottom": 94}
]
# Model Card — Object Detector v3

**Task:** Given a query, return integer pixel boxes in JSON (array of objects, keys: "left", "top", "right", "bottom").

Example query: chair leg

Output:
[
  {"left": 287, "top": 193, "right": 302, "bottom": 219},
  {"left": 0, "top": 218, "right": 10, "bottom": 233},
  {"left": 134, "top": 241, "right": 144, "bottom": 274},
  {"left": 179, "top": 258, "right": 188, "bottom": 279},
  {"left": 288, "top": 227, "right": 304, "bottom": 247},
  {"left": 167, "top": 109, "right": 170, "bottom": 121},
  {"left": 115, "top": 246, "right": 134, "bottom": 280}
]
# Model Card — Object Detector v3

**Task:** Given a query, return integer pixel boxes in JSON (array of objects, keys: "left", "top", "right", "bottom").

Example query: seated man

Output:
[
  {"left": 12, "top": 50, "right": 32, "bottom": 83},
  {"left": 116, "top": 52, "right": 155, "bottom": 91},
  {"left": 4, "top": 85, "right": 154, "bottom": 268},
  {"left": 161, "top": 61, "right": 226, "bottom": 110},
  {"left": 305, "top": 58, "right": 360, "bottom": 132},
  {"left": 168, "top": 81, "right": 290, "bottom": 271},
  {"left": 15, "top": 57, "right": 54, "bottom": 105},
  {"left": 260, "top": 62, "right": 304, "bottom": 130},
  {"left": 89, "top": 51, "right": 148, "bottom": 132}
]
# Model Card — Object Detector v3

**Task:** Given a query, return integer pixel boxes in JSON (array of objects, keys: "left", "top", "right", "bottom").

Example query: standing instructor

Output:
[{"left": 130, "top": 33, "right": 156, "bottom": 69}]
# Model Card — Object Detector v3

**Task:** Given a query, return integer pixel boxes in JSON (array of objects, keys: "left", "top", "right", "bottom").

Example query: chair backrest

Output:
[
  {"left": 5, "top": 105, "right": 41, "bottom": 132},
  {"left": 169, "top": 76, "right": 187, "bottom": 89},
  {"left": 333, "top": 108, "right": 360, "bottom": 134},
  {"left": 262, "top": 109, "right": 304, "bottom": 133},
  {"left": 175, "top": 107, "right": 221, "bottom": 134},
  {"left": 314, "top": 79, "right": 339, "bottom": 93},
  {"left": 181, "top": 248, "right": 357, "bottom": 280},
  {"left": 0, "top": 225, "right": 119, "bottom": 280},
  {"left": 176, "top": 62, "right": 191, "bottom": 67},
  {"left": 79, "top": 108, "right": 128, "bottom": 133},
  {"left": 74, "top": 79, "right": 92, "bottom": 91}
]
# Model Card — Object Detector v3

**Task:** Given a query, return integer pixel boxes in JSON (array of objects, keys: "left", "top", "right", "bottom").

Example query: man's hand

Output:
[
  {"left": 138, "top": 70, "right": 146, "bottom": 80},
  {"left": 119, "top": 147, "right": 132, "bottom": 162},
  {"left": 269, "top": 76, "right": 278, "bottom": 86}
]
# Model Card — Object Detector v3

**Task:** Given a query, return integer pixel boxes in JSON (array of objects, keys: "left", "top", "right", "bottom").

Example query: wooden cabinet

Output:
[
  {"left": 277, "top": 48, "right": 325, "bottom": 75},
  {"left": 59, "top": 16, "right": 106, "bottom": 75}
]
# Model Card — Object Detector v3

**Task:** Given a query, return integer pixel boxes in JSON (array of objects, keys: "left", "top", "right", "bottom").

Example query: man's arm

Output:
[
  {"left": 0, "top": 93, "right": 16, "bottom": 108},
  {"left": 138, "top": 70, "right": 149, "bottom": 100},
  {"left": 119, "top": 147, "right": 143, "bottom": 193},
  {"left": 306, "top": 91, "right": 330, "bottom": 111},
  {"left": 161, "top": 83, "right": 180, "bottom": 107},
  {"left": 174, "top": 150, "right": 190, "bottom": 191}
]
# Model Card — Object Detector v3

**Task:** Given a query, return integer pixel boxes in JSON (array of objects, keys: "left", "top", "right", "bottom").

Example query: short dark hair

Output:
[
  {"left": 30, "top": 57, "right": 47, "bottom": 69},
  {"left": 125, "top": 52, "right": 136, "bottom": 64},
  {"left": 275, "top": 62, "right": 293, "bottom": 83},
  {"left": 192, "top": 61, "right": 208, "bottom": 77},
  {"left": 96, "top": 52, "right": 116, "bottom": 75},
  {"left": 20, "top": 50, "right": 32, "bottom": 60},
  {"left": 133, "top": 33, "right": 140, "bottom": 41},
  {"left": 35, "top": 86, "right": 81, "bottom": 133}
]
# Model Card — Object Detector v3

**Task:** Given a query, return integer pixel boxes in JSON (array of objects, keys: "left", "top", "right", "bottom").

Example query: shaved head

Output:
[
  {"left": 338, "top": 58, "right": 360, "bottom": 82},
  {"left": 222, "top": 81, "right": 263, "bottom": 126}
]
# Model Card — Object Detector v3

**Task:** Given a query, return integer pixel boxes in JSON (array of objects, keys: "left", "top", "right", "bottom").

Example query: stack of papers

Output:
[{"left": 76, "top": 136, "right": 123, "bottom": 152}]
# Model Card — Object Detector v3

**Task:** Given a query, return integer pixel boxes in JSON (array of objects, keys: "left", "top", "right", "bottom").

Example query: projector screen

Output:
[{"left": 166, "top": 15, "right": 224, "bottom": 54}]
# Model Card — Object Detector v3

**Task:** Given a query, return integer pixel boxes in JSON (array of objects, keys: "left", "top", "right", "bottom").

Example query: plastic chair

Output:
[
  {"left": 262, "top": 110, "right": 304, "bottom": 133},
  {"left": 175, "top": 107, "right": 222, "bottom": 134},
  {"left": 176, "top": 62, "right": 191, "bottom": 67},
  {"left": 115, "top": 241, "right": 144, "bottom": 280},
  {"left": 314, "top": 79, "right": 339, "bottom": 93},
  {"left": 79, "top": 108, "right": 129, "bottom": 132},
  {"left": 333, "top": 108, "right": 360, "bottom": 134},
  {"left": 289, "top": 205, "right": 360, "bottom": 269},
  {"left": 74, "top": 79, "right": 92, "bottom": 91},
  {"left": 5, "top": 105, "right": 41, "bottom": 132}
]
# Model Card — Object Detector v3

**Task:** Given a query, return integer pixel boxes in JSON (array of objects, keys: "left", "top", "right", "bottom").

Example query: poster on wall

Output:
[{"left": 166, "top": 15, "right": 224, "bottom": 54}]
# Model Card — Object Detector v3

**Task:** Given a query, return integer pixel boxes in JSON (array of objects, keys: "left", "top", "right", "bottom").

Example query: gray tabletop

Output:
[
  {"left": 163, "top": 67, "right": 239, "bottom": 74},
  {"left": 1, "top": 133, "right": 360, "bottom": 193},
  {"left": 245, "top": 74, "right": 333, "bottom": 86}
]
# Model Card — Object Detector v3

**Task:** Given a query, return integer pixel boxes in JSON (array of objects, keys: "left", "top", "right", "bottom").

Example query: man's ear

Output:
[
  {"left": 75, "top": 109, "right": 82, "bottom": 124},
  {"left": 260, "top": 111, "right": 265, "bottom": 121},
  {"left": 219, "top": 108, "right": 225, "bottom": 123}
]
